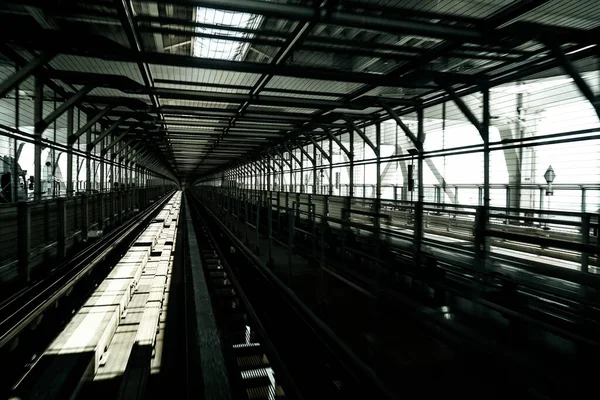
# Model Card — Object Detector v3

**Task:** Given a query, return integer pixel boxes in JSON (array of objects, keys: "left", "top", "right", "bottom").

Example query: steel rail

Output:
[{"left": 0, "top": 190, "right": 175, "bottom": 349}]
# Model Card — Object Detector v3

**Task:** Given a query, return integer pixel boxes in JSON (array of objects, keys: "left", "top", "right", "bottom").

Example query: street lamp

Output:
[
  {"left": 544, "top": 165, "right": 555, "bottom": 195},
  {"left": 543, "top": 165, "right": 555, "bottom": 230}
]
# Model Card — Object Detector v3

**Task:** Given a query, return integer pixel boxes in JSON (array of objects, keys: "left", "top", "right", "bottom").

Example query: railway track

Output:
[
  {"left": 0, "top": 191, "right": 177, "bottom": 398},
  {"left": 199, "top": 187, "right": 600, "bottom": 399},
  {"left": 187, "top": 190, "right": 393, "bottom": 400}
]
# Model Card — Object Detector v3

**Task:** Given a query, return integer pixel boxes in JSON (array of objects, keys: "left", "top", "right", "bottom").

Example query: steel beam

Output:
[
  {"left": 296, "top": 142, "right": 314, "bottom": 164},
  {"left": 304, "top": 133, "right": 331, "bottom": 162},
  {"left": 112, "top": 140, "right": 133, "bottom": 158},
  {"left": 380, "top": 102, "right": 419, "bottom": 146},
  {"left": 414, "top": 107, "right": 424, "bottom": 266},
  {"left": 438, "top": 81, "right": 483, "bottom": 133},
  {"left": 284, "top": 145, "right": 302, "bottom": 166},
  {"left": 147, "top": 0, "right": 484, "bottom": 43},
  {"left": 345, "top": 117, "right": 378, "bottom": 155},
  {"left": 323, "top": 128, "right": 350, "bottom": 157},
  {"left": 101, "top": 127, "right": 133, "bottom": 155},
  {"left": 33, "top": 77, "right": 43, "bottom": 201},
  {"left": 0, "top": 49, "right": 54, "bottom": 99},
  {"left": 116, "top": 0, "right": 160, "bottom": 111},
  {"left": 70, "top": 105, "right": 115, "bottom": 143},
  {"left": 66, "top": 107, "right": 74, "bottom": 198},
  {"left": 153, "top": 87, "right": 362, "bottom": 109},
  {"left": 36, "top": 85, "right": 94, "bottom": 133},
  {"left": 546, "top": 41, "right": 600, "bottom": 120},
  {"left": 274, "top": 148, "right": 292, "bottom": 169},
  {"left": 89, "top": 117, "right": 127, "bottom": 150}
]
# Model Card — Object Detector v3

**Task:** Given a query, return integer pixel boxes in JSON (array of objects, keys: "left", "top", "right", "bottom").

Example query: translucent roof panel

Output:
[{"left": 193, "top": 7, "right": 264, "bottom": 60}]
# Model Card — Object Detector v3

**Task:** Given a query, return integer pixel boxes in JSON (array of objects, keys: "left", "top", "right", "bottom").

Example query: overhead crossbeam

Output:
[
  {"left": 295, "top": 140, "right": 315, "bottom": 164},
  {"left": 380, "top": 102, "right": 420, "bottom": 147},
  {"left": 140, "top": 0, "right": 484, "bottom": 43},
  {"left": 274, "top": 148, "right": 293, "bottom": 168},
  {"left": 101, "top": 126, "right": 133, "bottom": 155},
  {"left": 69, "top": 105, "right": 115, "bottom": 144},
  {"left": 437, "top": 81, "right": 484, "bottom": 134},
  {"left": 546, "top": 41, "right": 600, "bottom": 120},
  {"left": 345, "top": 117, "right": 378, "bottom": 155},
  {"left": 323, "top": 128, "right": 351, "bottom": 158},
  {"left": 88, "top": 117, "right": 126, "bottom": 150},
  {"left": 0, "top": 50, "right": 55, "bottom": 99},
  {"left": 284, "top": 144, "right": 302, "bottom": 166},
  {"left": 36, "top": 85, "right": 94, "bottom": 133},
  {"left": 122, "top": 142, "right": 144, "bottom": 161},
  {"left": 112, "top": 139, "right": 133, "bottom": 158},
  {"left": 304, "top": 133, "right": 331, "bottom": 162},
  {"left": 270, "top": 154, "right": 284, "bottom": 171}
]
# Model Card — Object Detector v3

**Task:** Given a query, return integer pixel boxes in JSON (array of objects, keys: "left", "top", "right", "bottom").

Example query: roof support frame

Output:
[
  {"left": 323, "top": 128, "right": 350, "bottom": 157},
  {"left": 545, "top": 40, "right": 600, "bottom": 120},
  {"left": 437, "top": 80, "right": 484, "bottom": 134},
  {"left": 284, "top": 144, "right": 302, "bottom": 166},
  {"left": 112, "top": 139, "right": 133, "bottom": 159},
  {"left": 345, "top": 117, "right": 378, "bottom": 155},
  {"left": 295, "top": 141, "right": 314, "bottom": 164},
  {"left": 304, "top": 133, "right": 331, "bottom": 162},
  {"left": 380, "top": 102, "right": 419, "bottom": 147},
  {"left": 100, "top": 125, "right": 133, "bottom": 155},
  {"left": 0, "top": 48, "right": 55, "bottom": 99},
  {"left": 36, "top": 84, "right": 95, "bottom": 132},
  {"left": 69, "top": 105, "right": 115, "bottom": 143},
  {"left": 145, "top": 0, "right": 486, "bottom": 43}
]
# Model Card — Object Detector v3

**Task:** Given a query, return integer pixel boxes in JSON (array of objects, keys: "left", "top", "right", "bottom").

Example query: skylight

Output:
[{"left": 193, "top": 7, "right": 263, "bottom": 60}]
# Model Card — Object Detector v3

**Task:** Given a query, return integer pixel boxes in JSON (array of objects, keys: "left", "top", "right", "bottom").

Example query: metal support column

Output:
[
  {"left": 12, "top": 74, "right": 19, "bottom": 202},
  {"left": 33, "top": 78, "right": 43, "bottom": 201},
  {"left": 329, "top": 137, "right": 333, "bottom": 196},
  {"left": 349, "top": 131, "right": 354, "bottom": 198},
  {"left": 482, "top": 86, "right": 490, "bottom": 253},
  {"left": 415, "top": 108, "right": 424, "bottom": 267}
]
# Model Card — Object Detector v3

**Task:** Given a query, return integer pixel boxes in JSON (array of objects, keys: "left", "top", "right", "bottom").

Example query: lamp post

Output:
[{"left": 543, "top": 165, "right": 555, "bottom": 230}]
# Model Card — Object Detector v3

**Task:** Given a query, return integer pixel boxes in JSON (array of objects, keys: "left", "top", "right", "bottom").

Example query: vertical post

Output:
[
  {"left": 415, "top": 107, "right": 424, "bottom": 267},
  {"left": 475, "top": 86, "right": 491, "bottom": 298},
  {"left": 581, "top": 214, "right": 590, "bottom": 273},
  {"left": 349, "top": 131, "right": 354, "bottom": 198},
  {"left": 376, "top": 122, "right": 381, "bottom": 204},
  {"left": 267, "top": 190, "right": 274, "bottom": 268},
  {"left": 67, "top": 108, "right": 74, "bottom": 198},
  {"left": 328, "top": 137, "right": 333, "bottom": 196},
  {"left": 99, "top": 137, "right": 105, "bottom": 230},
  {"left": 12, "top": 69, "right": 20, "bottom": 202},
  {"left": 34, "top": 77, "right": 43, "bottom": 201},
  {"left": 118, "top": 144, "right": 123, "bottom": 223},
  {"left": 255, "top": 163, "right": 261, "bottom": 255},
  {"left": 86, "top": 117, "right": 92, "bottom": 194},
  {"left": 313, "top": 145, "right": 317, "bottom": 195},
  {"left": 505, "top": 185, "right": 511, "bottom": 224},
  {"left": 244, "top": 167, "right": 249, "bottom": 245},
  {"left": 17, "top": 201, "right": 31, "bottom": 283},
  {"left": 288, "top": 201, "right": 294, "bottom": 285},
  {"left": 110, "top": 157, "right": 116, "bottom": 225},
  {"left": 483, "top": 86, "right": 490, "bottom": 230},
  {"left": 300, "top": 148, "right": 304, "bottom": 194},
  {"left": 288, "top": 151, "right": 293, "bottom": 192},
  {"left": 581, "top": 188, "right": 586, "bottom": 213},
  {"left": 57, "top": 197, "right": 66, "bottom": 259}
]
